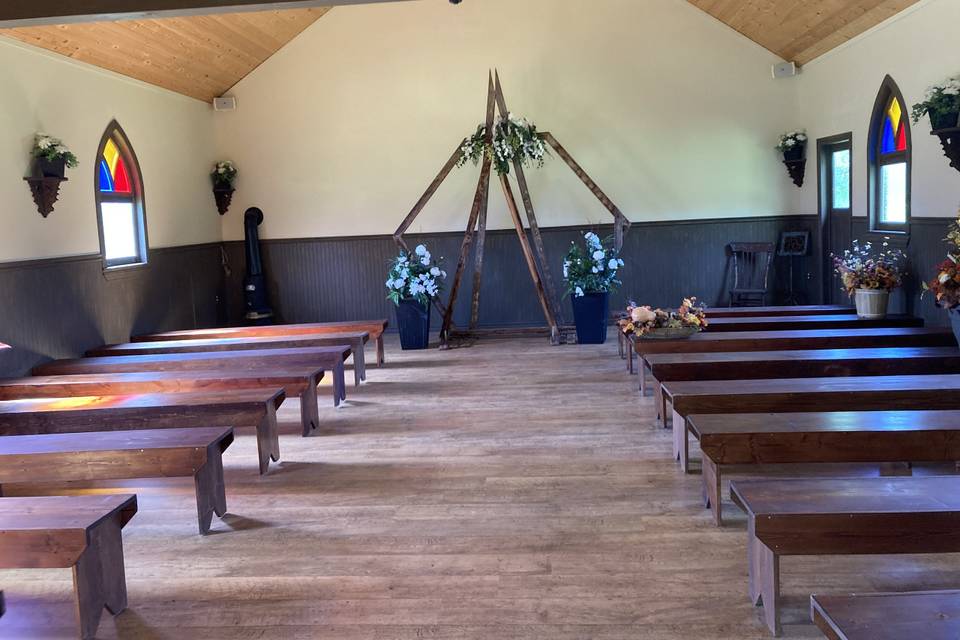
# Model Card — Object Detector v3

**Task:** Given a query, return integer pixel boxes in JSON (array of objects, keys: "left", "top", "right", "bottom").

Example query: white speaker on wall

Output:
[
  {"left": 772, "top": 61, "right": 798, "bottom": 79},
  {"left": 213, "top": 96, "right": 237, "bottom": 111}
]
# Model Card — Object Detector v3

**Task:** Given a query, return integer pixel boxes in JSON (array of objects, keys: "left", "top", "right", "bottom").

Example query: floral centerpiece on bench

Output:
[
  {"left": 619, "top": 297, "right": 708, "bottom": 339},
  {"left": 831, "top": 239, "right": 905, "bottom": 319}
]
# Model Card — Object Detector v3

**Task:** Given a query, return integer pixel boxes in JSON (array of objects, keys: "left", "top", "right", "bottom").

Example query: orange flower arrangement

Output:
[
  {"left": 619, "top": 297, "right": 708, "bottom": 337},
  {"left": 923, "top": 211, "right": 960, "bottom": 309}
]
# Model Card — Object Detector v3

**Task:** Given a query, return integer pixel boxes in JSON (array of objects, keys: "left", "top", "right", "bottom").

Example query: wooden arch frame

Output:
[{"left": 394, "top": 71, "right": 630, "bottom": 346}]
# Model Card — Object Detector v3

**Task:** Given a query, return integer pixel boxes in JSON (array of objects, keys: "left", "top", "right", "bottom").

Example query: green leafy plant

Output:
[
  {"left": 911, "top": 77, "right": 960, "bottom": 125},
  {"left": 457, "top": 113, "right": 548, "bottom": 176},
  {"left": 562, "top": 232, "right": 623, "bottom": 297},
  {"left": 776, "top": 129, "right": 807, "bottom": 153},
  {"left": 32, "top": 133, "right": 78, "bottom": 168},
  {"left": 211, "top": 160, "right": 238, "bottom": 188}
]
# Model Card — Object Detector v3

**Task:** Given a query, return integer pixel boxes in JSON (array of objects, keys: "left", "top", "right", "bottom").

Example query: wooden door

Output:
[{"left": 818, "top": 134, "right": 852, "bottom": 304}]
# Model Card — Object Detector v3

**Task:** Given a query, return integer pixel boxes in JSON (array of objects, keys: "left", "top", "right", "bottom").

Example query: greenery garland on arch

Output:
[{"left": 457, "top": 113, "right": 548, "bottom": 176}]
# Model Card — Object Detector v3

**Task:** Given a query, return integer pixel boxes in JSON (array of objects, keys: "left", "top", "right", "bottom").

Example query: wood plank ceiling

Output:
[
  {"left": 0, "top": 7, "right": 330, "bottom": 102},
  {"left": 0, "top": 0, "right": 925, "bottom": 103},
  {"left": 687, "top": 0, "right": 922, "bottom": 64}
]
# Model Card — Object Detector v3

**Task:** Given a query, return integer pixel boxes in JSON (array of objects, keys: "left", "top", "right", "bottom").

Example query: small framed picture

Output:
[{"left": 778, "top": 230, "right": 810, "bottom": 256}]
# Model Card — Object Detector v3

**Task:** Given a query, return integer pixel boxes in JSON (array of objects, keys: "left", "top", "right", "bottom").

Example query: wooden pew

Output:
[
  {"left": 666, "top": 374, "right": 960, "bottom": 471},
  {"left": 0, "top": 427, "right": 232, "bottom": 535},
  {"left": 641, "top": 346, "right": 960, "bottom": 411},
  {"left": 704, "top": 305, "right": 855, "bottom": 318},
  {"left": 810, "top": 590, "right": 960, "bottom": 640},
  {"left": 688, "top": 410, "right": 960, "bottom": 525},
  {"left": 33, "top": 347, "right": 349, "bottom": 408},
  {"left": 630, "top": 326, "right": 956, "bottom": 386},
  {"left": 134, "top": 319, "right": 390, "bottom": 366},
  {"left": 0, "top": 369, "right": 325, "bottom": 437},
  {"left": 0, "top": 494, "right": 137, "bottom": 639},
  {"left": 704, "top": 313, "right": 922, "bottom": 332},
  {"left": 88, "top": 331, "right": 368, "bottom": 387},
  {"left": 0, "top": 389, "right": 284, "bottom": 475},
  {"left": 731, "top": 477, "right": 960, "bottom": 636}
]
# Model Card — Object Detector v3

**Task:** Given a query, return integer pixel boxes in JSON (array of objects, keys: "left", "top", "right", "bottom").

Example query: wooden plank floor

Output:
[{"left": 2, "top": 335, "right": 960, "bottom": 639}]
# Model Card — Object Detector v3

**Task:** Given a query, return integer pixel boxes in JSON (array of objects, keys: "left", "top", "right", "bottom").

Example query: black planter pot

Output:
[
  {"left": 396, "top": 298, "right": 431, "bottom": 350},
  {"left": 36, "top": 157, "right": 66, "bottom": 178},
  {"left": 931, "top": 110, "right": 960, "bottom": 131},
  {"left": 949, "top": 308, "right": 960, "bottom": 348},
  {"left": 782, "top": 144, "right": 805, "bottom": 162},
  {"left": 571, "top": 291, "right": 610, "bottom": 344}
]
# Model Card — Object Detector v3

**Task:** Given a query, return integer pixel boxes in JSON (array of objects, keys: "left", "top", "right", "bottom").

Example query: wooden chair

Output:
[{"left": 728, "top": 242, "right": 774, "bottom": 307}]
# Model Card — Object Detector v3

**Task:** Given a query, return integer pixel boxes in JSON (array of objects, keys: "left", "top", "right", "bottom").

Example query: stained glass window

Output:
[
  {"left": 95, "top": 122, "right": 147, "bottom": 268},
  {"left": 869, "top": 76, "right": 910, "bottom": 231}
]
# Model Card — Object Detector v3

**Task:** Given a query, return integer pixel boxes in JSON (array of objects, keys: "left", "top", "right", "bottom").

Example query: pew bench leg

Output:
[
  {"left": 617, "top": 331, "right": 625, "bottom": 359},
  {"left": 672, "top": 409, "right": 690, "bottom": 473},
  {"left": 376, "top": 335, "right": 385, "bottom": 367},
  {"left": 627, "top": 343, "right": 635, "bottom": 374},
  {"left": 255, "top": 405, "right": 281, "bottom": 475},
  {"left": 354, "top": 343, "right": 367, "bottom": 385},
  {"left": 74, "top": 516, "right": 128, "bottom": 639},
  {"left": 333, "top": 361, "right": 347, "bottom": 407},
  {"left": 747, "top": 529, "right": 781, "bottom": 636},
  {"left": 639, "top": 366, "right": 647, "bottom": 395},
  {"left": 702, "top": 456, "right": 722, "bottom": 526},
  {"left": 194, "top": 447, "right": 228, "bottom": 535},
  {"left": 300, "top": 379, "right": 322, "bottom": 437}
]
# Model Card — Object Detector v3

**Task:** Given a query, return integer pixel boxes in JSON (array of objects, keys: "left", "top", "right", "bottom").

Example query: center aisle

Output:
[{"left": 4, "top": 336, "right": 957, "bottom": 638}]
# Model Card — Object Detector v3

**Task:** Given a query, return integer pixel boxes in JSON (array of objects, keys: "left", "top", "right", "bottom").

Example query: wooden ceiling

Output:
[
  {"left": 687, "top": 0, "right": 923, "bottom": 64},
  {"left": 0, "top": 0, "right": 926, "bottom": 103},
  {"left": 0, "top": 7, "right": 330, "bottom": 102}
]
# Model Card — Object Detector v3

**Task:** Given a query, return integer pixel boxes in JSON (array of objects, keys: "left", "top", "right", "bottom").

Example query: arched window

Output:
[
  {"left": 868, "top": 75, "right": 911, "bottom": 232},
  {"left": 95, "top": 121, "right": 147, "bottom": 268}
]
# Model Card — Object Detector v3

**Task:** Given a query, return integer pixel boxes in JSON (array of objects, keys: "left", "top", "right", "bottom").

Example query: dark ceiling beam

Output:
[{"left": 0, "top": 0, "right": 413, "bottom": 28}]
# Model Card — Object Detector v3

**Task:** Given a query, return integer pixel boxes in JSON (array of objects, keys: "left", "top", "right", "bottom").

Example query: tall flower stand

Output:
[
  {"left": 571, "top": 292, "right": 610, "bottom": 344},
  {"left": 396, "top": 298, "right": 431, "bottom": 350}
]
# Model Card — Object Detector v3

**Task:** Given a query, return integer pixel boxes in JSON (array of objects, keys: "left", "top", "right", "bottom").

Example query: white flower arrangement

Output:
[
  {"left": 211, "top": 160, "right": 237, "bottom": 188},
  {"left": 386, "top": 244, "right": 447, "bottom": 306},
  {"left": 458, "top": 113, "right": 548, "bottom": 176},
  {"left": 912, "top": 76, "right": 960, "bottom": 126},
  {"left": 32, "top": 133, "right": 78, "bottom": 168},
  {"left": 563, "top": 232, "right": 624, "bottom": 298},
  {"left": 776, "top": 130, "right": 808, "bottom": 153}
]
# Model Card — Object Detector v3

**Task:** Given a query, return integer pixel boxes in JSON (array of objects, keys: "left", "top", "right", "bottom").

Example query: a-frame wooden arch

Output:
[{"left": 394, "top": 71, "right": 630, "bottom": 346}]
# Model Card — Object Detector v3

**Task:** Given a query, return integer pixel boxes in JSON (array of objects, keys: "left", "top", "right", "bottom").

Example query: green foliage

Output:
[
  {"left": 457, "top": 114, "right": 548, "bottom": 176},
  {"left": 33, "top": 133, "right": 78, "bottom": 169},
  {"left": 911, "top": 78, "right": 960, "bottom": 125},
  {"left": 211, "top": 160, "right": 238, "bottom": 188}
]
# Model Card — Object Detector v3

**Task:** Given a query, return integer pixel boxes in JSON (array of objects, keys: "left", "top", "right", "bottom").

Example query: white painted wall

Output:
[
  {"left": 0, "top": 37, "right": 219, "bottom": 263},
  {"left": 790, "top": 0, "right": 960, "bottom": 219},
  {"left": 213, "top": 0, "right": 796, "bottom": 241}
]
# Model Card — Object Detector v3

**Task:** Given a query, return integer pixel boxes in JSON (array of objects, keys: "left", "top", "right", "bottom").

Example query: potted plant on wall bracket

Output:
[
  {"left": 922, "top": 209, "right": 960, "bottom": 345},
  {"left": 211, "top": 160, "right": 237, "bottom": 215},
  {"left": 563, "top": 232, "right": 624, "bottom": 344},
  {"left": 386, "top": 244, "right": 446, "bottom": 350},
  {"left": 832, "top": 238, "right": 906, "bottom": 319},
  {"left": 913, "top": 76, "right": 960, "bottom": 174},
  {"left": 24, "top": 133, "right": 78, "bottom": 217},
  {"left": 777, "top": 129, "right": 807, "bottom": 187}
]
